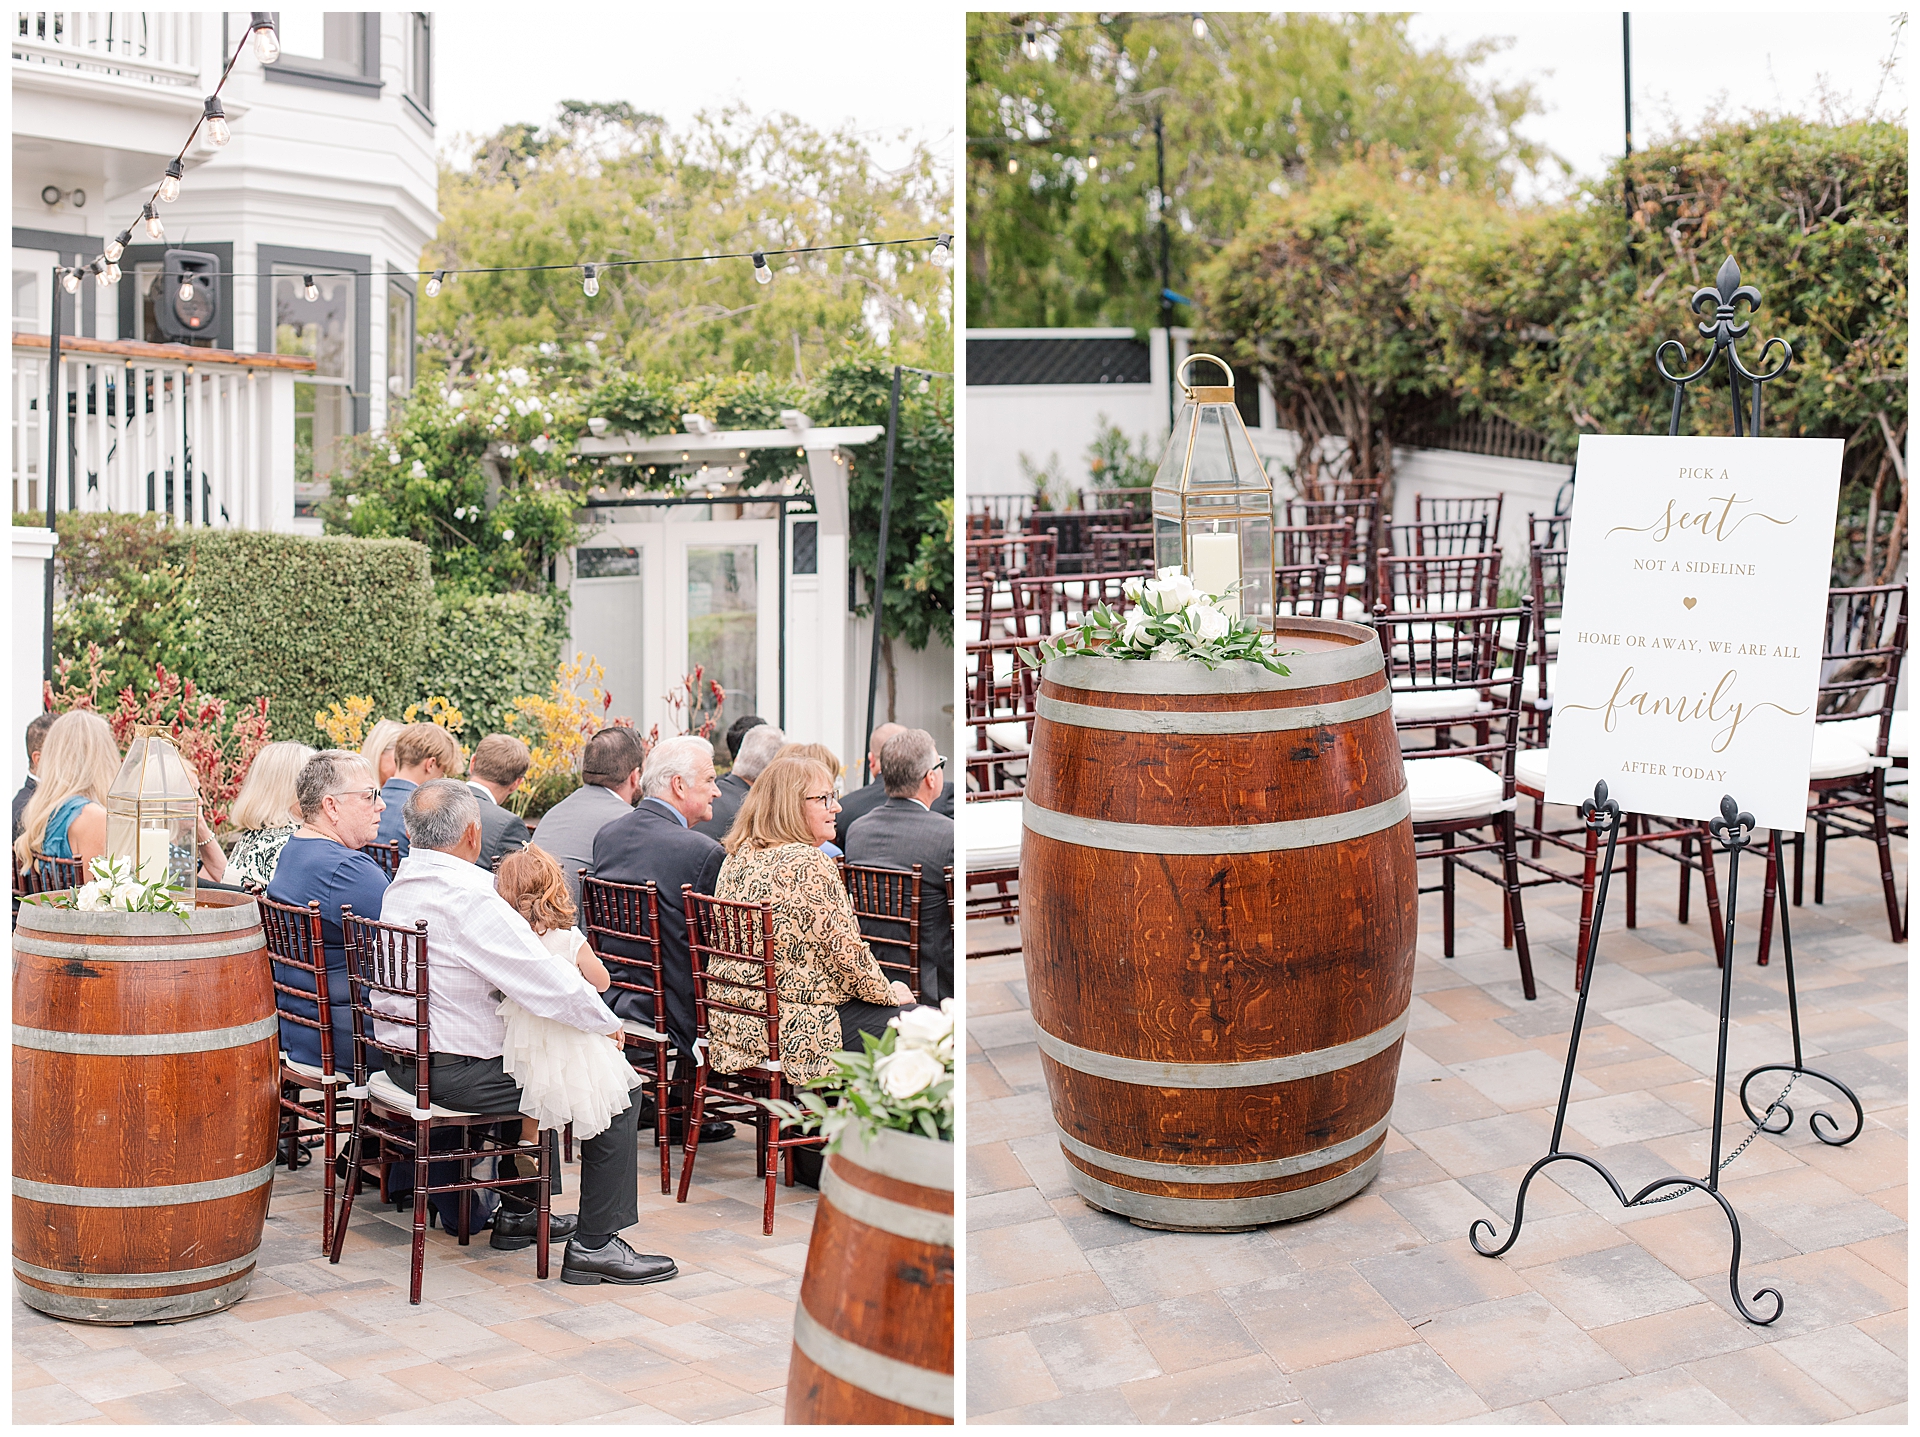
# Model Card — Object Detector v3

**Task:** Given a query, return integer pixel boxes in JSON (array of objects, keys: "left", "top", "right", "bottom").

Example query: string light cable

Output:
[{"left": 49, "top": 12, "right": 952, "bottom": 297}]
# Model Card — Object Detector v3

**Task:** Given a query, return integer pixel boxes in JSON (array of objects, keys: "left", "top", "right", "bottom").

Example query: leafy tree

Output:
[
  {"left": 966, "top": 11, "right": 1549, "bottom": 328},
  {"left": 423, "top": 106, "right": 952, "bottom": 381}
]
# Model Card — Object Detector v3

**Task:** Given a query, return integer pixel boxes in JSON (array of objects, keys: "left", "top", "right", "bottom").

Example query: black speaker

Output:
[{"left": 155, "top": 249, "right": 219, "bottom": 341}]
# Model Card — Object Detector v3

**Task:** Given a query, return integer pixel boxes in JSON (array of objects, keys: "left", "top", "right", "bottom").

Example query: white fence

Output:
[
  {"left": 12, "top": 9, "right": 199, "bottom": 85},
  {"left": 12, "top": 335, "right": 307, "bottom": 532}
]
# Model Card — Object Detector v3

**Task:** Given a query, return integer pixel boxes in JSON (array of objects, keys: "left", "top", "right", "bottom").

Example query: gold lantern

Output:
[
  {"left": 1151, "top": 354, "right": 1275, "bottom": 626},
  {"left": 105, "top": 732, "right": 201, "bottom": 904}
]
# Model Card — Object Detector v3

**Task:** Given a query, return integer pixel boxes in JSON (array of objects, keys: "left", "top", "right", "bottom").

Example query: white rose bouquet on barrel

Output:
[
  {"left": 51, "top": 854, "right": 192, "bottom": 922},
  {"left": 1020, "top": 567, "right": 1291, "bottom": 675},
  {"left": 762, "top": 999, "right": 955, "bottom": 1146}
]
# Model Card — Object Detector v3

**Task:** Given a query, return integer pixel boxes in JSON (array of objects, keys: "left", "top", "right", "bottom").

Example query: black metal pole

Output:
[
  {"left": 1622, "top": 14, "right": 1637, "bottom": 237},
  {"left": 1155, "top": 112, "right": 1175, "bottom": 432},
  {"left": 43, "top": 266, "right": 64, "bottom": 689},
  {"left": 776, "top": 495, "right": 788, "bottom": 731},
  {"left": 863, "top": 365, "right": 903, "bottom": 762}
]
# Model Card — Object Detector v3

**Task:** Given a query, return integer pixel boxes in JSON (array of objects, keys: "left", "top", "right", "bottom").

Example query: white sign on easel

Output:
[{"left": 1546, "top": 434, "right": 1844, "bottom": 833}]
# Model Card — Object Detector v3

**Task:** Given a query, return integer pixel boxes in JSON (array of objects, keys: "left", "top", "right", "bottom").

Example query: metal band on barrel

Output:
[
  {"left": 12, "top": 1015, "right": 279, "bottom": 1056},
  {"left": 1022, "top": 787, "right": 1410, "bottom": 855},
  {"left": 1057, "top": 1117, "right": 1390, "bottom": 1183},
  {"left": 1068, "top": 1148, "right": 1384, "bottom": 1227},
  {"left": 1045, "top": 644, "right": 1380, "bottom": 695},
  {"left": 13, "top": 1274, "right": 251, "bottom": 1323},
  {"left": 821, "top": 1166, "right": 954, "bottom": 1247},
  {"left": 1035, "top": 1010, "right": 1408, "bottom": 1089},
  {"left": 9, "top": 932, "right": 266, "bottom": 964},
  {"left": 1036, "top": 687, "right": 1391, "bottom": 735},
  {"left": 12, "top": 1248, "right": 260, "bottom": 1289},
  {"left": 792, "top": 1302, "right": 954, "bottom": 1418},
  {"left": 13, "top": 1158, "right": 278, "bottom": 1208},
  {"left": 835, "top": 1126, "right": 958, "bottom": 1192}
]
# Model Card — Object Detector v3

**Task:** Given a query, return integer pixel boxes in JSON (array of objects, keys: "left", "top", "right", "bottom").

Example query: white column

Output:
[{"left": 12, "top": 527, "right": 58, "bottom": 793}]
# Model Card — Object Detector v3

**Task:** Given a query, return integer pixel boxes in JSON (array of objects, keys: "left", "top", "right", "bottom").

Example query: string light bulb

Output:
[
  {"left": 1087, "top": 154, "right": 1099, "bottom": 170},
  {"left": 105, "top": 228, "right": 131, "bottom": 263},
  {"left": 142, "top": 203, "right": 164, "bottom": 240},
  {"left": 930, "top": 233, "right": 953, "bottom": 266},
  {"left": 159, "top": 158, "right": 184, "bottom": 203},
  {"left": 105, "top": 260, "right": 121, "bottom": 285},
  {"left": 752, "top": 252, "right": 772, "bottom": 285},
  {"left": 60, "top": 269, "right": 80, "bottom": 295},
  {"left": 582, "top": 264, "right": 598, "bottom": 297},
  {"left": 249, "top": 11, "right": 279, "bottom": 63},
  {"left": 1008, "top": 157, "right": 1020, "bottom": 174},
  {"left": 1191, "top": 12, "right": 1206, "bottom": 38},
  {"left": 92, "top": 261, "right": 110, "bottom": 289},
  {"left": 1020, "top": 22, "right": 1040, "bottom": 59},
  {"left": 178, "top": 275, "right": 195, "bottom": 303},
  {"left": 425, "top": 270, "right": 445, "bottom": 297},
  {"left": 202, "top": 95, "right": 230, "bottom": 147},
  {"left": 302, "top": 275, "right": 319, "bottom": 302}
]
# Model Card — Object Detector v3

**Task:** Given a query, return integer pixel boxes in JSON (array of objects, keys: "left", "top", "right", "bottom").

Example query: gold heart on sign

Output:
[{"left": 1683, "top": 597, "right": 1698, "bottom": 610}]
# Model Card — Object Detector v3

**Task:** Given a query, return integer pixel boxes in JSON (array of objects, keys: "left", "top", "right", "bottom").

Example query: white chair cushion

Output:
[
  {"left": 1405, "top": 757, "right": 1512, "bottom": 822},
  {"left": 365, "top": 1068, "right": 482, "bottom": 1118},
  {"left": 1807, "top": 727, "right": 1878, "bottom": 781},
  {"left": 281, "top": 1055, "right": 328, "bottom": 1084},
  {"left": 983, "top": 722, "right": 1031, "bottom": 751},
  {"left": 965, "top": 798, "right": 1024, "bottom": 870},
  {"left": 1826, "top": 711, "right": 1907, "bottom": 761},
  {"left": 1513, "top": 746, "right": 1551, "bottom": 794},
  {"left": 621, "top": 1018, "right": 666, "bottom": 1044},
  {"left": 1392, "top": 689, "right": 1492, "bottom": 723}
]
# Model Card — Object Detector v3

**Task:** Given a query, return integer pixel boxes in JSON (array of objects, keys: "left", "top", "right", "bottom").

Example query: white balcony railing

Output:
[
  {"left": 12, "top": 334, "right": 311, "bottom": 532},
  {"left": 12, "top": 10, "right": 200, "bottom": 87}
]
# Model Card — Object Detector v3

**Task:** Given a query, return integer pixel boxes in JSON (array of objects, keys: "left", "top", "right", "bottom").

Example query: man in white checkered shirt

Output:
[{"left": 379, "top": 779, "right": 679, "bottom": 1286}]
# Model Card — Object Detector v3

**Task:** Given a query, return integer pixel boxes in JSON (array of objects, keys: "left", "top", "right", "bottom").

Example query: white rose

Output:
[
  {"left": 1159, "top": 571, "right": 1196, "bottom": 609},
  {"left": 1121, "top": 576, "right": 1145, "bottom": 602},
  {"left": 1192, "top": 604, "right": 1230, "bottom": 642},
  {"left": 1151, "top": 641, "right": 1184, "bottom": 662},
  {"left": 1155, "top": 565, "right": 1183, "bottom": 583},
  {"left": 1121, "top": 605, "right": 1151, "bottom": 646},
  {"left": 891, "top": 1005, "right": 953, "bottom": 1050},
  {"left": 73, "top": 881, "right": 107, "bottom": 911},
  {"left": 387, "top": 448, "right": 401, "bottom": 465},
  {"left": 876, "top": 1046, "right": 945, "bottom": 1100},
  {"left": 501, "top": 528, "right": 515, "bottom": 541},
  {"left": 410, "top": 459, "right": 428, "bottom": 479}
]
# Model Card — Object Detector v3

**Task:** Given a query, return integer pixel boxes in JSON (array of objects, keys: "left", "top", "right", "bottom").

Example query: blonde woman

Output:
[
  {"left": 360, "top": 718, "right": 405, "bottom": 787},
  {"left": 223, "top": 741, "right": 317, "bottom": 890},
  {"left": 708, "top": 755, "right": 912, "bottom": 1082},
  {"left": 775, "top": 742, "right": 848, "bottom": 856},
  {"left": 13, "top": 711, "right": 120, "bottom": 878}
]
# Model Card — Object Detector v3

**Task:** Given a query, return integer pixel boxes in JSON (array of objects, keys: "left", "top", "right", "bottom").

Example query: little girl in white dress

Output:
[{"left": 494, "top": 846, "right": 642, "bottom": 1141}]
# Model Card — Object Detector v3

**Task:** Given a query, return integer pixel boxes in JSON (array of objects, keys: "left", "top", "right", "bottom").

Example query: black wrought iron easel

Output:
[{"left": 1467, "top": 257, "right": 1863, "bottom": 1327}]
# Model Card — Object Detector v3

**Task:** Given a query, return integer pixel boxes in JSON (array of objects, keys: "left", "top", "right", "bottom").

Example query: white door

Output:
[
  {"left": 663, "top": 517, "right": 778, "bottom": 744},
  {"left": 570, "top": 539, "right": 646, "bottom": 725}
]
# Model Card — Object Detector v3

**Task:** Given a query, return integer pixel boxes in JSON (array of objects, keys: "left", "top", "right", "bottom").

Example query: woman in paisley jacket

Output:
[{"left": 709, "top": 754, "right": 913, "bottom": 1082}]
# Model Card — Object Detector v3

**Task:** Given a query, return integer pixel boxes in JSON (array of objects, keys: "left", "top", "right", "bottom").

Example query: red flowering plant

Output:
[
  {"left": 45, "top": 644, "right": 273, "bottom": 831},
  {"left": 644, "top": 667, "right": 725, "bottom": 749}
]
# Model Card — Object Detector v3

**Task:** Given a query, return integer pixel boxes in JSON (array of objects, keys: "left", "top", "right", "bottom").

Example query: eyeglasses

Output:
[
  {"left": 928, "top": 758, "right": 946, "bottom": 776},
  {"left": 328, "top": 787, "right": 380, "bottom": 804},
  {"left": 804, "top": 792, "right": 839, "bottom": 808}
]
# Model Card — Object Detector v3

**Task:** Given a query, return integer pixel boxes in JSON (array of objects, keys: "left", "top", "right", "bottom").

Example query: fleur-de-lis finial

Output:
[
  {"left": 1656, "top": 252, "right": 1791, "bottom": 436},
  {"left": 1690, "top": 254, "right": 1763, "bottom": 342}
]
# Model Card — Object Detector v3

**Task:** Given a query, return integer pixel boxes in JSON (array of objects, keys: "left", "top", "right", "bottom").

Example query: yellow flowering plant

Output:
[
  {"left": 504, "top": 653, "right": 615, "bottom": 817},
  {"left": 314, "top": 695, "right": 376, "bottom": 749}
]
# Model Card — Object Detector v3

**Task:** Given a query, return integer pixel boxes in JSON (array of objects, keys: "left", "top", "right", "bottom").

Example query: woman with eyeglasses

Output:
[
  {"left": 706, "top": 754, "right": 914, "bottom": 1084},
  {"left": 265, "top": 749, "right": 391, "bottom": 1076},
  {"left": 774, "top": 741, "right": 850, "bottom": 858}
]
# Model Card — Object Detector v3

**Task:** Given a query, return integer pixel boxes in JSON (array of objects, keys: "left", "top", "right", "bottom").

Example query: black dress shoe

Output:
[
  {"left": 666, "top": 1117, "right": 737, "bottom": 1143},
  {"left": 490, "top": 1206, "right": 578, "bottom": 1251},
  {"left": 561, "top": 1235, "right": 678, "bottom": 1286}
]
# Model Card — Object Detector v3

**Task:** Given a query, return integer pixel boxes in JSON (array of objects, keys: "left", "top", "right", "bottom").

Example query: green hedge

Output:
[
  {"left": 177, "top": 530, "right": 433, "bottom": 744},
  {"left": 417, "top": 589, "right": 568, "bottom": 739}
]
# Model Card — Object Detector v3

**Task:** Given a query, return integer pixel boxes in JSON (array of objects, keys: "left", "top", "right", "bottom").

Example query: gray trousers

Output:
[{"left": 386, "top": 1052, "right": 639, "bottom": 1238}]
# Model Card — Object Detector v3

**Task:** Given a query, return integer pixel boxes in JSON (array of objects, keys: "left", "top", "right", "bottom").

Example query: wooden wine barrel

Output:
[
  {"left": 785, "top": 1127, "right": 954, "bottom": 1424},
  {"left": 1023, "top": 619, "right": 1418, "bottom": 1231},
  {"left": 13, "top": 891, "right": 279, "bottom": 1323}
]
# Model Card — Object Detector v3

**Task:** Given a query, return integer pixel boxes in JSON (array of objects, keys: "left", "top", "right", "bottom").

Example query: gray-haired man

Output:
[
  {"left": 844, "top": 729, "right": 956, "bottom": 1003},
  {"left": 692, "top": 722, "right": 784, "bottom": 840},
  {"left": 380, "top": 779, "right": 679, "bottom": 1286}
]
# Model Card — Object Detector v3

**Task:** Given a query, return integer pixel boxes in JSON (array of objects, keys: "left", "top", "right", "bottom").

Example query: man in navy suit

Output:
[{"left": 588, "top": 734, "right": 735, "bottom": 1143}]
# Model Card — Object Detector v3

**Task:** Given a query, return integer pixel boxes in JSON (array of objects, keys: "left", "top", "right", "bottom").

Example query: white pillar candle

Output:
[
  {"left": 1188, "top": 531, "right": 1242, "bottom": 618},
  {"left": 137, "top": 826, "right": 170, "bottom": 884}
]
